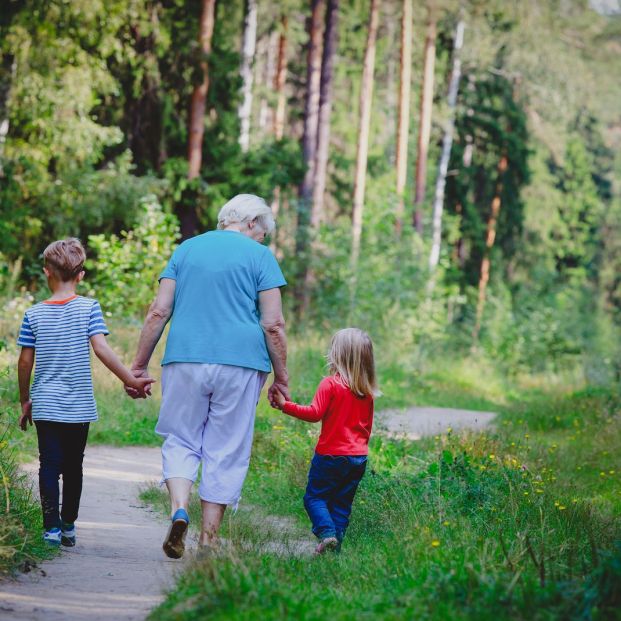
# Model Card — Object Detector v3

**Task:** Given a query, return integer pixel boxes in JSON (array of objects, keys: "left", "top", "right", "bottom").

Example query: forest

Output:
[
  {"left": 0, "top": 0, "right": 618, "bottom": 372},
  {"left": 0, "top": 1, "right": 620, "bottom": 619}
]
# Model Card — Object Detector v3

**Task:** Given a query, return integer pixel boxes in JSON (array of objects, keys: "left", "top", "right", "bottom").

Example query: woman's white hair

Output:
[{"left": 217, "top": 194, "right": 275, "bottom": 234}]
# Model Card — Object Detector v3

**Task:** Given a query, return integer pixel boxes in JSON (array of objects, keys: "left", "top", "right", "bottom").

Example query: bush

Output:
[{"left": 86, "top": 194, "right": 180, "bottom": 318}]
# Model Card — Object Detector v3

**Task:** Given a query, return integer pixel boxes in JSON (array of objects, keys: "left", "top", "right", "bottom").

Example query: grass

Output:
[
  {"left": 144, "top": 382, "right": 621, "bottom": 620},
  {"left": 0, "top": 368, "right": 56, "bottom": 573},
  {"left": 0, "top": 315, "right": 619, "bottom": 616}
]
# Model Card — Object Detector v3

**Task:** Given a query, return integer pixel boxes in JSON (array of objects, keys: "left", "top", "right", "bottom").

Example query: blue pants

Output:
[
  {"left": 35, "top": 421, "right": 89, "bottom": 530},
  {"left": 303, "top": 453, "right": 367, "bottom": 542}
]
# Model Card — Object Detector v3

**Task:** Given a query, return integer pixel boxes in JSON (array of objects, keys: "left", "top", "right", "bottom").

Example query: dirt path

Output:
[
  {"left": 0, "top": 446, "right": 181, "bottom": 621},
  {"left": 375, "top": 405, "right": 496, "bottom": 440},
  {"left": 0, "top": 407, "right": 495, "bottom": 619}
]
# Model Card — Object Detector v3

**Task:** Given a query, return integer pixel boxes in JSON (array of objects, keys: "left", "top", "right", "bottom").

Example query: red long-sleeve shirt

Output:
[{"left": 282, "top": 376, "right": 374, "bottom": 455}]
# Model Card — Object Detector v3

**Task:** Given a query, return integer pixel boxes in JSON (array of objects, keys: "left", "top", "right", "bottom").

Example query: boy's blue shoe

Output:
[
  {"left": 61, "top": 522, "right": 76, "bottom": 547},
  {"left": 163, "top": 508, "right": 189, "bottom": 559},
  {"left": 43, "top": 527, "right": 62, "bottom": 547}
]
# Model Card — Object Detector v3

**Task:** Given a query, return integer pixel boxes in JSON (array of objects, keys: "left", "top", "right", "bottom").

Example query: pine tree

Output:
[
  {"left": 351, "top": 0, "right": 381, "bottom": 272},
  {"left": 185, "top": 0, "right": 216, "bottom": 238}
]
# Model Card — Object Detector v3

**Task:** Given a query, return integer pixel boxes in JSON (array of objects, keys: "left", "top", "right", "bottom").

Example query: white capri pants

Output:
[{"left": 155, "top": 363, "right": 267, "bottom": 507}]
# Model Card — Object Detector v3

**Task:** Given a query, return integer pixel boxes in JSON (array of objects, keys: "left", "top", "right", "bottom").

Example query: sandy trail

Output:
[
  {"left": 376, "top": 405, "right": 496, "bottom": 440},
  {"left": 0, "top": 446, "right": 181, "bottom": 621},
  {"left": 0, "top": 407, "right": 496, "bottom": 620}
]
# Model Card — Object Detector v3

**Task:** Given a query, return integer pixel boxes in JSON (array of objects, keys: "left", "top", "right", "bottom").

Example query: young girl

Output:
[{"left": 272, "top": 328, "right": 377, "bottom": 554}]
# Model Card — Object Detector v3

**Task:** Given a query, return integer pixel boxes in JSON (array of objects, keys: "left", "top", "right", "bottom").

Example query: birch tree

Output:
[
  {"left": 413, "top": 4, "right": 437, "bottom": 233},
  {"left": 428, "top": 18, "right": 465, "bottom": 278},
  {"left": 238, "top": 0, "right": 258, "bottom": 152},
  {"left": 351, "top": 0, "right": 381, "bottom": 269}
]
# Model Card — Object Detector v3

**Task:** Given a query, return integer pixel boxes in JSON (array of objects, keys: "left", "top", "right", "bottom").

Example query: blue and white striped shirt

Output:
[{"left": 17, "top": 296, "right": 109, "bottom": 423}]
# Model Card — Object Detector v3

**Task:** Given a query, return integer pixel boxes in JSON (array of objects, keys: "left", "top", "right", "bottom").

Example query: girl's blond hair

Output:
[{"left": 327, "top": 328, "right": 378, "bottom": 399}]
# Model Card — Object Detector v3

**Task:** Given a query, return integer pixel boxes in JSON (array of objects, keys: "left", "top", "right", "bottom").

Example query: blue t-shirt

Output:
[
  {"left": 17, "top": 296, "right": 110, "bottom": 423},
  {"left": 159, "top": 230, "right": 287, "bottom": 372}
]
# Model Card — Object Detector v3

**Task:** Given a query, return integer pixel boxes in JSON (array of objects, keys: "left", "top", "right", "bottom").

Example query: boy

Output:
[{"left": 17, "top": 238, "right": 154, "bottom": 546}]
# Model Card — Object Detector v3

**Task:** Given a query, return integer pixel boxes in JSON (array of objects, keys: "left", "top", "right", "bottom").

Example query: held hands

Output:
[
  {"left": 124, "top": 369, "right": 156, "bottom": 399},
  {"left": 268, "top": 376, "right": 289, "bottom": 409},
  {"left": 270, "top": 387, "right": 287, "bottom": 411},
  {"left": 19, "top": 400, "right": 33, "bottom": 431}
]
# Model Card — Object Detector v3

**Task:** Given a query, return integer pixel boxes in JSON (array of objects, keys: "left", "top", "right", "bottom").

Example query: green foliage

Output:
[
  {"left": 144, "top": 381, "right": 621, "bottom": 621},
  {"left": 0, "top": 368, "right": 55, "bottom": 573},
  {"left": 86, "top": 194, "right": 180, "bottom": 317},
  {"left": 0, "top": 0, "right": 619, "bottom": 374},
  {"left": 553, "top": 137, "right": 603, "bottom": 280}
]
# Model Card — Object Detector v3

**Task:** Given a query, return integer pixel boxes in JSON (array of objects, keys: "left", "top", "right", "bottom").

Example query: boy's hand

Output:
[
  {"left": 19, "top": 400, "right": 32, "bottom": 431},
  {"left": 127, "top": 375, "right": 156, "bottom": 399},
  {"left": 271, "top": 387, "right": 287, "bottom": 410}
]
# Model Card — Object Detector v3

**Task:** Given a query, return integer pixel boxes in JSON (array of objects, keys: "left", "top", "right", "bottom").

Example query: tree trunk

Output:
[
  {"left": 395, "top": 0, "right": 412, "bottom": 234},
  {"left": 273, "top": 15, "right": 288, "bottom": 141},
  {"left": 413, "top": 6, "right": 437, "bottom": 233},
  {"left": 238, "top": 0, "right": 258, "bottom": 152},
  {"left": 472, "top": 154, "right": 509, "bottom": 342},
  {"left": 453, "top": 135, "right": 473, "bottom": 267},
  {"left": 298, "top": 0, "right": 325, "bottom": 208},
  {"left": 295, "top": 0, "right": 325, "bottom": 314},
  {"left": 184, "top": 0, "right": 216, "bottom": 239},
  {"left": 351, "top": 0, "right": 381, "bottom": 270},
  {"left": 310, "top": 0, "right": 340, "bottom": 228},
  {"left": 0, "top": 54, "right": 16, "bottom": 175},
  {"left": 270, "top": 15, "right": 289, "bottom": 223},
  {"left": 428, "top": 19, "right": 465, "bottom": 275}
]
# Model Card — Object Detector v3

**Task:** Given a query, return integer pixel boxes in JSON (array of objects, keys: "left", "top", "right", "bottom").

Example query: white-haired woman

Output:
[{"left": 126, "top": 194, "right": 289, "bottom": 558}]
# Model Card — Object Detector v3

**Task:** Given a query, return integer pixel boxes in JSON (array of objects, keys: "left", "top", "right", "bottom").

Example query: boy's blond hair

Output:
[
  {"left": 328, "top": 328, "right": 378, "bottom": 399},
  {"left": 43, "top": 238, "right": 86, "bottom": 282}
]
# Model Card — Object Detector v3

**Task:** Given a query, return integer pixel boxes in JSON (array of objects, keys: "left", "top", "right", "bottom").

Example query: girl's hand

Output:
[
  {"left": 271, "top": 387, "right": 286, "bottom": 410},
  {"left": 19, "top": 400, "right": 32, "bottom": 431}
]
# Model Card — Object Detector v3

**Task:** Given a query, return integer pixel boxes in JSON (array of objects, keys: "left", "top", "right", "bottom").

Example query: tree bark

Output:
[
  {"left": 472, "top": 154, "right": 509, "bottom": 342},
  {"left": 298, "top": 0, "right": 325, "bottom": 208},
  {"left": 453, "top": 134, "right": 473, "bottom": 267},
  {"left": 413, "top": 5, "right": 437, "bottom": 233},
  {"left": 238, "top": 0, "right": 258, "bottom": 152},
  {"left": 0, "top": 54, "right": 16, "bottom": 175},
  {"left": 428, "top": 19, "right": 465, "bottom": 275},
  {"left": 310, "top": 0, "right": 340, "bottom": 228},
  {"left": 351, "top": 0, "right": 381, "bottom": 270},
  {"left": 270, "top": 15, "right": 289, "bottom": 223},
  {"left": 295, "top": 0, "right": 325, "bottom": 314},
  {"left": 273, "top": 15, "right": 288, "bottom": 141},
  {"left": 184, "top": 0, "right": 216, "bottom": 239},
  {"left": 395, "top": 0, "right": 412, "bottom": 235}
]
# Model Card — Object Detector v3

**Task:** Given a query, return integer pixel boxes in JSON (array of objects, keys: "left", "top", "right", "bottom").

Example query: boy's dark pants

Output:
[
  {"left": 35, "top": 421, "right": 89, "bottom": 530},
  {"left": 303, "top": 453, "right": 367, "bottom": 542}
]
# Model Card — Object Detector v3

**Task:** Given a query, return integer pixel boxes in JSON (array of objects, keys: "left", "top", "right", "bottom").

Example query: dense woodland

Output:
[{"left": 1, "top": 0, "right": 620, "bottom": 377}]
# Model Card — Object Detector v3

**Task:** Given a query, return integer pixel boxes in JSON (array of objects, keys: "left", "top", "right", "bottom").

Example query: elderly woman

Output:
[{"left": 126, "top": 194, "right": 289, "bottom": 558}]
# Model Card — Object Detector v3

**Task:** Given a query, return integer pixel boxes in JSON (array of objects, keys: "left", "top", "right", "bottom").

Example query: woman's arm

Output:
[
  {"left": 259, "top": 287, "right": 290, "bottom": 402},
  {"left": 125, "top": 278, "right": 176, "bottom": 397}
]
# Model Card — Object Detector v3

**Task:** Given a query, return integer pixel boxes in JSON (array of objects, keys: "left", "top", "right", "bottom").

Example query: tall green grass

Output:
[{"left": 146, "top": 387, "right": 621, "bottom": 620}]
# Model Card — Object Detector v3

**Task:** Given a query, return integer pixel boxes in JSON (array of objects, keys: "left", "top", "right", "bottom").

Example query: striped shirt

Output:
[{"left": 17, "top": 295, "right": 109, "bottom": 423}]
